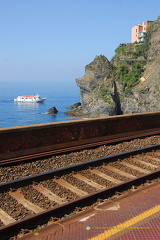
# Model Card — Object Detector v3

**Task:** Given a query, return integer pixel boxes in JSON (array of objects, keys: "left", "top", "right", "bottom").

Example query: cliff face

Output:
[
  {"left": 76, "top": 55, "right": 118, "bottom": 117},
  {"left": 75, "top": 16, "right": 160, "bottom": 117}
]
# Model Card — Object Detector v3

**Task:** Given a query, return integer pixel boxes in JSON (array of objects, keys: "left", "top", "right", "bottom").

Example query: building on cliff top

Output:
[{"left": 131, "top": 20, "right": 153, "bottom": 43}]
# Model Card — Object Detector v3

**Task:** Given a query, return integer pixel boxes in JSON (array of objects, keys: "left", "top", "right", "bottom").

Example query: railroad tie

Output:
[
  {"left": 32, "top": 184, "right": 66, "bottom": 204},
  {"left": 53, "top": 178, "right": 88, "bottom": 196},
  {"left": 103, "top": 165, "right": 136, "bottom": 179},
  {"left": 145, "top": 154, "right": 160, "bottom": 163},
  {"left": 9, "top": 190, "right": 44, "bottom": 214},
  {"left": 0, "top": 208, "right": 15, "bottom": 225},
  {"left": 89, "top": 169, "right": 121, "bottom": 184},
  {"left": 73, "top": 173, "right": 105, "bottom": 190},
  {"left": 120, "top": 161, "right": 150, "bottom": 174},
  {"left": 132, "top": 158, "right": 158, "bottom": 168}
]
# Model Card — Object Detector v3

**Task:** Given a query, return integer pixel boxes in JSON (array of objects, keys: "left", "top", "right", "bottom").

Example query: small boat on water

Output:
[{"left": 14, "top": 94, "right": 46, "bottom": 103}]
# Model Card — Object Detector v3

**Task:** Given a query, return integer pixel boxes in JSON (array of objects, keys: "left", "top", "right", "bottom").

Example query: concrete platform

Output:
[{"left": 21, "top": 181, "right": 160, "bottom": 240}]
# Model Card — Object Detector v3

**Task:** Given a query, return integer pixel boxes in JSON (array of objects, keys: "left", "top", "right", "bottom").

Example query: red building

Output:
[{"left": 131, "top": 21, "right": 153, "bottom": 43}]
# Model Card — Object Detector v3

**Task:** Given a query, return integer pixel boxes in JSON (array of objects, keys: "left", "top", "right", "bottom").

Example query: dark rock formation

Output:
[
  {"left": 74, "top": 16, "right": 160, "bottom": 117},
  {"left": 47, "top": 107, "right": 58, "bottom": 115},
  {"left": 66, "top": 102, "right": 81, "bottom": 109},
  {"left": 64, "top": 102, "right": 82, "bottom": 117}
]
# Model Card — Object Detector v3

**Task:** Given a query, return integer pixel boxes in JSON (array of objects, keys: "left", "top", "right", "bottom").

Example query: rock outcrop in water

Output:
[
  {"left": 47, "top": 107, "right": 58, "bottom": 115},
  {"left": 64, "top": 102, "right": 82, "bottom": 117},
  {"left": 69, "top": 16, "right": 160, "bottom": 117}
]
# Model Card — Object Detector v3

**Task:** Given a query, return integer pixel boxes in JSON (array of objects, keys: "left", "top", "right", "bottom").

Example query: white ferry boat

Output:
[{"left": 14, "top": 94, "right": 46, "bottom": 103}]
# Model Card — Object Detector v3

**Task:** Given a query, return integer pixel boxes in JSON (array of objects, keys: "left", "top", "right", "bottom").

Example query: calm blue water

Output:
[{"left": 0, "top": 80, "right": 80, "bottom": 128}]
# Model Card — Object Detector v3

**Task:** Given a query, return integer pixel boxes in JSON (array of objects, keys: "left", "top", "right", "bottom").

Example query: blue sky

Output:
[{"left": 0, "top": 0, "right": 160, "bottom": 83}]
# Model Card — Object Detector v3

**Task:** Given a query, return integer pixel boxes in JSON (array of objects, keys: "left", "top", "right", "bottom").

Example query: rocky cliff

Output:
[{"left": 74, "top": 16, "right": 160, "bottom": 117}]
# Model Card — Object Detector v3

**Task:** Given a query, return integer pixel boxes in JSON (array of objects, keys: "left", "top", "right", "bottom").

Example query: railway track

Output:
[{"left": 0, "top": 144, "right": 160, "bottom": 239}]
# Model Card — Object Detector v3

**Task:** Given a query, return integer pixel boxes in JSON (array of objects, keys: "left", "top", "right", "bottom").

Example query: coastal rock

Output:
[
  {"left": 64, "top": 102, "right": 82, "bottom": 117},
  {"left": 121, "top": 16, "right": 160, "bottom": 114},
  {"left": 66, "top": 102, "right": 81, "bottom": 109},
  {"left": 47, "top": 107, "right": 58, "bottom": 115},
  {"left": 76, "top": 55, "right": 117, "bottom": 117},
  {"left": 73, "top": 16, "right": 160, "bottom": 117}
]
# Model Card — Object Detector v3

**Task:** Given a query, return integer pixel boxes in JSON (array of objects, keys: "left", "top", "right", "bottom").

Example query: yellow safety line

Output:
[{"left": 88, "top": 204, "right": 160, "bottom": 240}]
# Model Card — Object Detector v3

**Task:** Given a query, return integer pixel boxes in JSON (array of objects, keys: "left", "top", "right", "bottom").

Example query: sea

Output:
[{"left": 0, "top": 80, "right": 80, "bottom": 129}]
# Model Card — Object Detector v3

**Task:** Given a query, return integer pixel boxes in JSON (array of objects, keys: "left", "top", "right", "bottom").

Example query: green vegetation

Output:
[
  {"left": 115, "top": 44, "right": 126, "bottom": 54},
  {"left": 94, "top": 86, "right": 111, "bottom": 103},
  {"left": 113, "top": 32, "right": 151, "bottom": 94},
  {"left": 133, "top": 31, "right": 151, "bottom": 59},
  {"left": 99, "top": 88, "right": 110, "bottom": 103},
  {"left": 100, "top": 54, "right": 106, "bottom": 58},
  {"left": 103, "top": 70, "right": 109, "bottom": 77},
  {"left": 92, "top": 29, "right": 152, "bottom": 101},
  {"left": 115, "top": 62, "right": 143, "bottom": 94},
  {"left": 155, "top": 85, "right": 160, "bottom": 92}
]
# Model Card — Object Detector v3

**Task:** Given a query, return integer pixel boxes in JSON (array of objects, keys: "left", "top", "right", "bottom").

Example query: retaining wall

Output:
[{"left": 1, "top": 112, "right": 160, "bottom": 160}]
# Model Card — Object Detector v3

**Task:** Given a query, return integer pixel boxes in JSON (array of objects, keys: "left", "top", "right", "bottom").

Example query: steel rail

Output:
[
  {"left": 1, "top": 128, "right": 160, "bottom": 166},
  {"left": 0, "top": 144, "right": 160, "bottom": 239},
  {"left": 0, "top": 171, "right": 159, "bottom": 240},
  {"left": 0, "top": 144, "right": 160, "bottom": 192}
]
